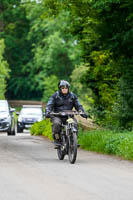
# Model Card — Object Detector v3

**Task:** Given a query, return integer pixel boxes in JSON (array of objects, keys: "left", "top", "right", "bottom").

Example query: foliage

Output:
[
  {"left": 118, "top": 58, "right": 133, "bottom": 130},
  {"left": 21, "top": 1, "right": 82, "bottom": 102},
  {"left": 116, "top": 135, "right": 133, "bottom": 160},
  {"left": 78, "top": 129, "right": 133, "bottom": 160},
  {"left": 0, "top": 0, "right": 33, "bottom": 100},
  {"left": 70, "top": 64, "right": 94, "bottom": 111},
  {"left": 1, "top": 0, "right": 133, "bottom": 129},
  {"left": 42, "top": 75, "right": 59, "bottom": 103},
  {"left": 0, "top": 39, "right": 10, "bottom": 99},
  {"left": 30, "top": 119, "right": 53, "bottom": 140},
  {"left": 82, "top": 50, "right": 119, "bottom": 122},
  {"left": 78, "top": 0, "right": 133, "bottom": 128}
]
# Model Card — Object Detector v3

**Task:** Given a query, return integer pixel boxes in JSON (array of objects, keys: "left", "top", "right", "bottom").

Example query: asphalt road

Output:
[{"left": 0, "top": 131, "right": 133, "bottom": 200}]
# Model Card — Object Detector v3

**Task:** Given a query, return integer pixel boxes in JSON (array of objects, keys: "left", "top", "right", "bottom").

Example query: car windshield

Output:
[
  {"left": 21, "top": 108, "right": 42, "bottom": 116},
  {"left": 0, "top": 102, "right": 8, "bottom": 112}
]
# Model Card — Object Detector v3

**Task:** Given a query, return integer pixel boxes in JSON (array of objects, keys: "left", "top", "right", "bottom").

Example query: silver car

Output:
[
  {"left": 17, "top": 105, "right": 44, "bottom": 133},
  {"left": 0, "top": 100, "right": 16, "bottom": 135}
]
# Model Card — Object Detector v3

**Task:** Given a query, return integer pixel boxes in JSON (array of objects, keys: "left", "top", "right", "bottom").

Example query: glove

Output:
[
  {"left": 45, "top": 111, "right": 51, "bottom": 118},
  {"left": 80, "top": 112, "right": 88, "bottom": 119}
]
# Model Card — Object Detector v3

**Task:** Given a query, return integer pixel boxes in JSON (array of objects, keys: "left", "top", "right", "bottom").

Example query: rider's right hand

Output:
[{"left": 45, "top": 111, "right": 51, "bottom": 118}]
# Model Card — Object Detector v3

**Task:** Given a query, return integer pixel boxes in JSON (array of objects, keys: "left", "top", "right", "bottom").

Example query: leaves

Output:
[
  {"left": 1, "top": 0, "right": 133, "bottom": 129},
  {"left": 25, "top": 7, "right": 82, "bottom": 99},
  {"left": 0, "top": 39, "right": 10, "bottom": 99}
]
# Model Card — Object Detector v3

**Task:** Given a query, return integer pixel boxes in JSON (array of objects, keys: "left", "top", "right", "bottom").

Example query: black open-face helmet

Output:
[{"left": 58, "top": 80, "right": 70, "bottom": 90}]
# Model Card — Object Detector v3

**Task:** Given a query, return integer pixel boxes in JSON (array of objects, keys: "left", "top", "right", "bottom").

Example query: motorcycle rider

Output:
[{"left": 45, "top": 80, "right": 88, "bottom": 147}]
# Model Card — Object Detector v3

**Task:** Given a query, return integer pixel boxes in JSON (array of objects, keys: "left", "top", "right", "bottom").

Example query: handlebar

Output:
[{"left": 49, "top": 111, "right": 85, "bottom": 117}]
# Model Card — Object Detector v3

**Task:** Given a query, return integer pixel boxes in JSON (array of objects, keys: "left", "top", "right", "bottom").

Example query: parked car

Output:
[
  {"left": 17, "top": 105, "right": 44, "bottom": 133},
  {"left": 0, "top": 100, "right": 16, "bottom": 135}
]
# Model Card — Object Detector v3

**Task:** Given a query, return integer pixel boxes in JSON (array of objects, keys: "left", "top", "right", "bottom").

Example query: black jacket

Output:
[{"left": 45, "top": 91, "right": 84, "bottom": 116}]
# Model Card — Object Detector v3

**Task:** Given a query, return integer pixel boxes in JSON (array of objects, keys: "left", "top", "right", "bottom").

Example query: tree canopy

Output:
[{"left": 1, "top": 0, "right": 133, "bottom": 129}]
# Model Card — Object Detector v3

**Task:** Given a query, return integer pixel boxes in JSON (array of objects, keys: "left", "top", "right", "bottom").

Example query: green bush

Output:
[{"left": 30, "top": 119, "right": 53, "bottom": 140}]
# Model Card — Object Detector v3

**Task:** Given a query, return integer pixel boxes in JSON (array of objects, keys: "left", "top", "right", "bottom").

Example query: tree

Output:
[
  {"left": 0, "top": 39, "right": 10, "bottom": 99},
  {"left": 70, "top": 64, "right": 93, "bottom": 111},
  {"left": 91, "top": 0, "right": 133, "bottom": 128},
  {"left": 75, "top": 0, "right": 133, "bottom": 128},
  {"left": 0, "top": 0, "right": 33, "bottom": 100},
  {"left": 42, "top": 75, "right": 59, "bottom": 102},
  {"left": 25, "top": 2, "right": 82, "bottom": 101}
]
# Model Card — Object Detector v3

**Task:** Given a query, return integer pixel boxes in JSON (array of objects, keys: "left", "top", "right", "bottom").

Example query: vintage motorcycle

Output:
[{"left": 50, "top": 111, "right": 85, "bottom": 164}]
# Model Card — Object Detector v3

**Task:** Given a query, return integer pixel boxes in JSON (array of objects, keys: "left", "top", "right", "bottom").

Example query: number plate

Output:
[{"left": 25, "top": 124, "right": 32, "bottom": 128}]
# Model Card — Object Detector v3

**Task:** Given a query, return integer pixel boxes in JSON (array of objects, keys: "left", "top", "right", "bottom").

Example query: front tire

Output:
[
  {"left": 68, "top": 132, "right": 77, "bottom": 164},
  {"left": 57, "top": 147, "right": 65, "bottom": 160}
]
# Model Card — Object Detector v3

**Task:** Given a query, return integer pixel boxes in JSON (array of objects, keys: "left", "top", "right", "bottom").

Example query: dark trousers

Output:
[{"left": 51, "top": 117, "right": 78, "bottom": 139}]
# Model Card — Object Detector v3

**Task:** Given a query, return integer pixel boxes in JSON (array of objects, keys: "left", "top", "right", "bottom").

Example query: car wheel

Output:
[
  {"left": 7, "top": 130, "right": 15, "bottom": 136},
  {"left": 17, "top": 126, "right": 23, "bottom": 133},
  {"left": 12, "top": 128, "right": 16, "bottom": 135}
]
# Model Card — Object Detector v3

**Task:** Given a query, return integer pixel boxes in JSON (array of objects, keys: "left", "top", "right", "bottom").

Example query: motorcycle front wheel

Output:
[
  {"left": 68, "top": 132, "right": 77, "bottom": 164},
  {"left": 57, "top": 146, "right": 65, "bottom": 160}
]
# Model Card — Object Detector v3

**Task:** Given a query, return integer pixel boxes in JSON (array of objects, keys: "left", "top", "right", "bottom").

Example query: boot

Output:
[{"left": 54, "top": 139, "right": 61, "bottom": 149}]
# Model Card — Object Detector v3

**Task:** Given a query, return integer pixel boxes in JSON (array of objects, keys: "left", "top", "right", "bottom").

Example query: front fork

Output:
[
  {"left": 67, "top": 124, "right": 77, "bottom": 146},
  {"left": 66, "top": 124, "right": 74, "bottom": 148},
  {"left": 61, "top": 124, "right": 77, "bottom": 152}
]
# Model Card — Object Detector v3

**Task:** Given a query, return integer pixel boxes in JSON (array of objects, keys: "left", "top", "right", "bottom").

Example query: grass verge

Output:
[{"left": 78, "top": 129, "right": 133, "bottom": 160}]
